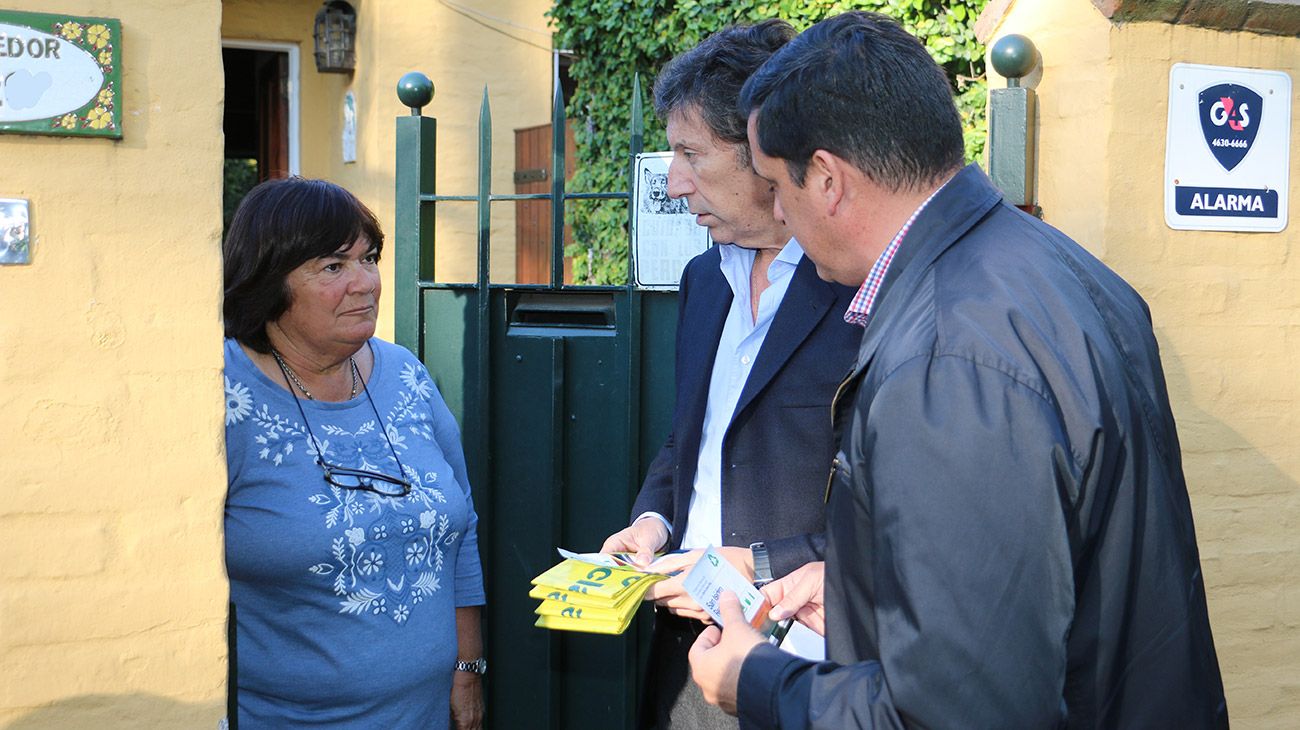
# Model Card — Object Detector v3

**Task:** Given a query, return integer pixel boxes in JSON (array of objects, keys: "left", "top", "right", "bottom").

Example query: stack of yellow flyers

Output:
[{"left": 530, "top": 550, "right": 668, "bottom": 635}]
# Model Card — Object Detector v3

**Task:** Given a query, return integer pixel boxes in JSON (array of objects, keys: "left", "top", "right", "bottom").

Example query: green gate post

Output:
[
  {"left": 987, "top": 34, "right": 1040, "bottom": 215},
  {"left": 472, "top": 88, "right": 494, "bottom": 607},
  {"left": 621, "top": 76, "right": 649, "bottom": 721},
  {"left": 549, "top": 81, "right": 566, "bottom": 289},
  {"left": 394, "top": 72, "right": 437, "bottom": 354}
]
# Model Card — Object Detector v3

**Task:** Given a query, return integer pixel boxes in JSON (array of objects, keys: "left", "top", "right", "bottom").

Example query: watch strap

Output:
[
  {"left": 749, "top": 541, "right": 773, "bottom": 586},
  {"left": 455, "top": 658, "right": 487, "bottom": 675}
]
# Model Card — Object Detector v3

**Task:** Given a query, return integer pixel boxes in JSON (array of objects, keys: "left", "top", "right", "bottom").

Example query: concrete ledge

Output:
[
  {"left": 1099, "top": 0, "right": 1187, "bottom": 24},
  {"left": 1242, "top": 1, "right": 1300, "bottom": 35},
  {"left": 977, "top": 0, "right": 1300, "bottom": 42},
  {"left": 1179, "top": 0, "right": 1251, "bottom": 29}
]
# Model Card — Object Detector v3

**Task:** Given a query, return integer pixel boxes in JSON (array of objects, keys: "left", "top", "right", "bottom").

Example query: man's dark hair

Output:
[
  {"left": 739, "top": 11, "right": 964, "bottom": 191},
  {"left": 653, "top": 19, "right": 796, "bottom": 162},
  {"left": 223, "top": 177, "right": 384, "bottom": 353}
]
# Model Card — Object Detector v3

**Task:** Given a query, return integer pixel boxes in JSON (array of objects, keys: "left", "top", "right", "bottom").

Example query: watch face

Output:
[{"left": 459, "top": 658, "right": 487, "bottom": 674}]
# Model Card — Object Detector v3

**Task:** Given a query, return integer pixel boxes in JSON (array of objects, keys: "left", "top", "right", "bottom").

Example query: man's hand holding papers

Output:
[
  {"left": 642, "top": 546, "right": 755, "bottom": 622},
  {"left": 761, "top": 560, "right": 826, "bottom": 635}
]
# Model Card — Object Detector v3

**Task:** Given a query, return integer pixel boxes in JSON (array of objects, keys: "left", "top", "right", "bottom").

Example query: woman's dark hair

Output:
[
  {"left": 739, "top": 11, "right": 965, "bottom": 192},
  {"left": 653, "top": 19, "right": 796, "bottom": 164},
  {"left": 222, "top": 177, "right": 384, "bottom": 353}
]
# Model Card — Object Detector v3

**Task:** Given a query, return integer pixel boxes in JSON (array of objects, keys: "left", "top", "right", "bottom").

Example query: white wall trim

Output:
[{"left": 221, "top": 39, "right": 301, "bottom": 176}]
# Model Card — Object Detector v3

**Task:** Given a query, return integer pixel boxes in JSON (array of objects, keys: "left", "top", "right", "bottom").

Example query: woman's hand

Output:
[
  {"left": 450, "top": 672, "right": 483, "bottom": 730},
  {"left": 452, "top": 606, "right": 484, "bottom": 729}
]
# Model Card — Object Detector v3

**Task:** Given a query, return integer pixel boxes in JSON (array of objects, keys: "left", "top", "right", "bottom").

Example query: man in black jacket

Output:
[{"left": 688, "top": 11, "right": 1228, "bottom": 728}]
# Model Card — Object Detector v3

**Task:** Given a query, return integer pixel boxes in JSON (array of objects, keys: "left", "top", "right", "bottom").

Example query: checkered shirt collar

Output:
[{"left": 843, "top": 184, "right": 946, "bottom": 327}]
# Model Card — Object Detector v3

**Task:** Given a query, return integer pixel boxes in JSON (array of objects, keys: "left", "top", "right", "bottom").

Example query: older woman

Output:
[{"left": 222, "top": 178, "right": 485, "bottom": 728}]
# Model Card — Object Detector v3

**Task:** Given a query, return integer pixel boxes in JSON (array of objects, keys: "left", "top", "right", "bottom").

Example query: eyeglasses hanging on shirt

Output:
[{"left": 271, "top": 345, "right": 413, "bottom": 498}]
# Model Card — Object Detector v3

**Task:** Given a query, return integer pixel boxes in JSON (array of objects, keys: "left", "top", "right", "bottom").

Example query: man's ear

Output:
[{"left": 808, "top": 150, "right": 846, "bottom": 215}]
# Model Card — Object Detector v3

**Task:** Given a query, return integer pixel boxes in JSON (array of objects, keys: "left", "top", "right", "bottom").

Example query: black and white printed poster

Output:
[{"left": 631, "top": 151, "right": 710, "bottom": 289}]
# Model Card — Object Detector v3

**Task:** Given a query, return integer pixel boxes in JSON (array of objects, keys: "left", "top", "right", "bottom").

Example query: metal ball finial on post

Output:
[
  {"left": 990, "top": 34, "right": 1039, "bottom": 88},
  {"left": 397, "top": 72, "right": 434, "bottom": 116}
]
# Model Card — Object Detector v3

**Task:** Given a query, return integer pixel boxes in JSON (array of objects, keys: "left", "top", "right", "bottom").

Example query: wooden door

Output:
[
  {"left": 256, "top": 52, "right": 288, "bottom": 180},
  {"left": 513, "top": 122, "right": 575, "bottom": 284}
]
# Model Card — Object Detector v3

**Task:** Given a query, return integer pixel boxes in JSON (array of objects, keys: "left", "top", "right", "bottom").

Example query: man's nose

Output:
[
  {"left": 772, "top": 196, "right": 786, "bottom": 225},
  {"left": 667, "top": 158, "right": 693, "bottom": 199}
]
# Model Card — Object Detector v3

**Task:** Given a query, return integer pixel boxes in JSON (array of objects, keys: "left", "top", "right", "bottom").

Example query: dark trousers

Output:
[{"left": 638, "top": 611, "right": 739, "bottom": 730}]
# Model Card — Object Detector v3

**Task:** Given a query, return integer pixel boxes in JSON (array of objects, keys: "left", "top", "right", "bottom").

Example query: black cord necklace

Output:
[{"left": 271, "top": 343, "right": 411, "bottom": 497}]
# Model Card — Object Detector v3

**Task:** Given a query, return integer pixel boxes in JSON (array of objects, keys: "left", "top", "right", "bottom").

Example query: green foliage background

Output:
[
  {"left": 223, "top": 158, "right": 259, "bottom": 236},
  {"left": 549, "top": 0, "right": 989, "bottom": 284}
]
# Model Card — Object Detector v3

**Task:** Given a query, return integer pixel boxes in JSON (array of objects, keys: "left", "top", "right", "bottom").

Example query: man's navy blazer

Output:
[{"left": 631, "top": 245, "right": 861, "bottom": 579}]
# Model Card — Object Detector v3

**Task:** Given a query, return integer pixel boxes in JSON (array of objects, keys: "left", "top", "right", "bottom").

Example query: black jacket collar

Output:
[{"left": 850, "top": 164, "right": 1004, "bottom": 376}]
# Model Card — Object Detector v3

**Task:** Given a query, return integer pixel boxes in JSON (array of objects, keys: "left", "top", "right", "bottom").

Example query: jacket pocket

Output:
[{"left": 824, "top": 448, "right": 853, "bottom": 503}]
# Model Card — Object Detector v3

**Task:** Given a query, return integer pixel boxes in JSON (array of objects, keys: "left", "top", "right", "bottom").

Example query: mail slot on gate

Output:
[{"left": 507, "top": 292, "right": 617, "bottom": 337}]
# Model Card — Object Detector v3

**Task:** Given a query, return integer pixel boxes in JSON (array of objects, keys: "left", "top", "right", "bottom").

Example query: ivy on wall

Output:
[{"left": 549, "top": 0, "right": 989, "bottom": 284}]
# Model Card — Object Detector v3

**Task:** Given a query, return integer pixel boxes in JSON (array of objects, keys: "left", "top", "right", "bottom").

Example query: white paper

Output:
[
  {"left": 556, "top": 547, "right": 620, "bottom": 568},
  {"left": 681, "top": 546, "right": 769, "bottom": 628}
]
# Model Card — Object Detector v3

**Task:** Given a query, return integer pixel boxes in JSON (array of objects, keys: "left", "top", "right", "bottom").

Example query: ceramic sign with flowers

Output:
[{"left": 0, "top": 9, "right": 121, "bottom": 138}]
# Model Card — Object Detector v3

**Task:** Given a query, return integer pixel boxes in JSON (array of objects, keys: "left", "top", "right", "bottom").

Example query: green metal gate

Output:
[{"left": 392, "top": 73, "right": 677, "bottom": 729}]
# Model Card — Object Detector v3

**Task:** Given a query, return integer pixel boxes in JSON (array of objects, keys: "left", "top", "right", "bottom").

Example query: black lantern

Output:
[{"left": 313, "top": 1, "right": 356, "bottom": 73}]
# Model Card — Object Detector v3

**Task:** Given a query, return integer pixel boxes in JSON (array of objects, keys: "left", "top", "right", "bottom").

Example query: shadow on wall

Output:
[
  {"left": 4, "top": 695, "right": 224, "bottom": 729},
  {"left": 1158, "top": 338, "right": 1300, "bottom": 720}
]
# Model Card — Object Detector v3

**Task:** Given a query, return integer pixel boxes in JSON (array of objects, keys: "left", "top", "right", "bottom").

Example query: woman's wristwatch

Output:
[{"left": 455, "top": 658, "right": 488, "bottom": 675}]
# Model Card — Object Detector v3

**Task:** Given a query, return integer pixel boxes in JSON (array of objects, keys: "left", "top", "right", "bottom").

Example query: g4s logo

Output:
[
  {"left": 1209, "top": 96, "right": 1250, "bottom": 131},
  {"left": 1198, "top": 82, "right": 1263, "bottom": 172}
]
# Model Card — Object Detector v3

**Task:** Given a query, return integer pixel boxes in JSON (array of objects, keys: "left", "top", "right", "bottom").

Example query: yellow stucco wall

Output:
[
  {"left": 0, "top": 1, "right": 552, "bottom": 725},
  {"left": 0, "top": 1, "right": 228, "bottom": 727},
  {"left": 221, "top": 0, "right": 555, "bottom": 341},
  {"left": 988, "top": 1, "right": 1300, "bottom": 725}
]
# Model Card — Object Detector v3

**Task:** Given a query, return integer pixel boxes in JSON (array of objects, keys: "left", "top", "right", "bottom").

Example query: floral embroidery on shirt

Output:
[
  {"left": 252, "top": 404, "right": 309, "bottom": 466},
  {"left": 400, "top": 362, "right": 434, "bottom": 399},
  {"left": 233, "top": 356, "right": 464, "bottom": 626},
  {"left": 329, "top": 370, "right": 455, "bottom": 622},
  {"left": 225, "top": 377, "right": 253, "bottom": 425}
]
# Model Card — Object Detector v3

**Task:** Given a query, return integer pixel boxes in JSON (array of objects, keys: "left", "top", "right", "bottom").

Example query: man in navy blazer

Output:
[{"left": 599, "top": 20, "right": 860, "bottom": 730}]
